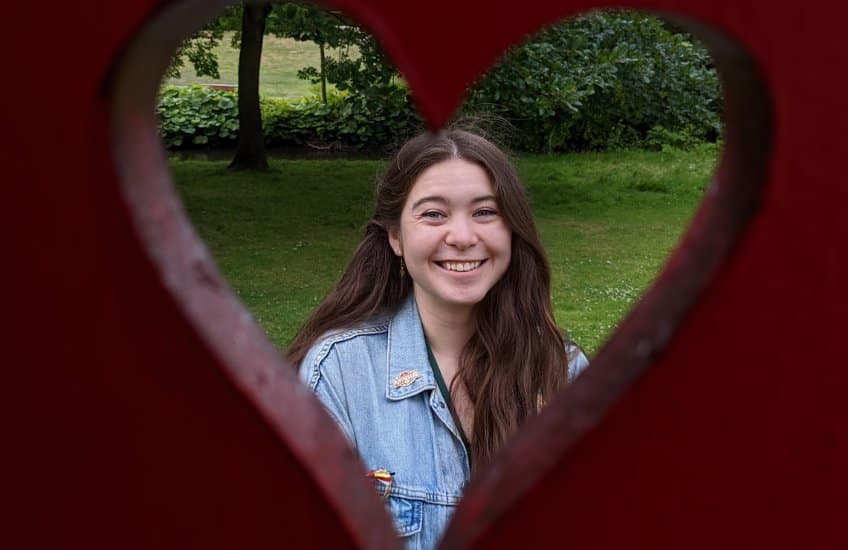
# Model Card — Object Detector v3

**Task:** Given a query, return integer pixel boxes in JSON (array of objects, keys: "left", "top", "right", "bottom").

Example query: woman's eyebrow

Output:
[
  {"left": 471, "top": 194, "right": 498, "bottom": 204},
  {"left": 411, "top": 195, "right": 497, "bottom": 210},
  {"left": 411, "top": 195, "right": 447, "bottom": 210}
]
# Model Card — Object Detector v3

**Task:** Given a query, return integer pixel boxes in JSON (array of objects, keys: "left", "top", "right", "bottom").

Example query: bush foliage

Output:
[
  {"left": 158, "top": 84, "right": 421, "bottom": 150},
  {"left": 158, "top": 10, "right": 721, "bottom": 153},
  {"left": 462, "top": 11, "right": 721, "bottom": 152},
  {"left": 157, "top": 86, "right": 239, "bottom": 148}
]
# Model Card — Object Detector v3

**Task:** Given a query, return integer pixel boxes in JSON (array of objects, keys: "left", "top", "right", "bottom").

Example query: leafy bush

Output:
[
  {"left": 333, "top": 85, "right": 421, "bottom": 148},
  {"left": 157, "top": 11, "right": 721, "bottom": 153},
  {"left": 263, "top": 85, "right": 420, "bottom": 149},
  {"left": 158, "top": 84, "right": 421, "bottom": 151},
  {"left": 156, "top": 86, "right": 239, "bottom": 148},
  {"left": 462, "top": 10, "right": 721, "bottom": 152},
  {"left": 645, "top": 125, "right": 703, "bottom": 151}
]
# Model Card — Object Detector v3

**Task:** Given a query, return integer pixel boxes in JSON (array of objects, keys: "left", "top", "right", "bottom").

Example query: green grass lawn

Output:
[
  {"left": 170, "top": 145, "right": 718, "bottom": 357},
  {"left": 166, "top": 31, "right": 344, "bottom": 99}
]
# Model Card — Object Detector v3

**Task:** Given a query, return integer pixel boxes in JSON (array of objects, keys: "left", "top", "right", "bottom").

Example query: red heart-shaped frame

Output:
[{"left": 7, "top": 0, "right": 848, "bottom": 548}]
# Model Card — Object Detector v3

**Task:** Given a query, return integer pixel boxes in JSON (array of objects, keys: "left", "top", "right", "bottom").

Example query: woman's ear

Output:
[{"left": 387, "top": 226, "right": 402, "bottom": 257}]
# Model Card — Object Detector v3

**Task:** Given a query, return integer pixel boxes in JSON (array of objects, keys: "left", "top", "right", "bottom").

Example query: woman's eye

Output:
[
  {"left": 474, "top": 208, "right": 498, "bottom": 217},
  {"left": 422, "top": 211, "right": 445, "bottom": 219}
]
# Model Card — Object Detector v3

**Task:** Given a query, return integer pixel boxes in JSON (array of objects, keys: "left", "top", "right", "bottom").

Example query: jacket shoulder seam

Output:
[{"left": 305, "top": 323, "right": 390, "bottom": 389}]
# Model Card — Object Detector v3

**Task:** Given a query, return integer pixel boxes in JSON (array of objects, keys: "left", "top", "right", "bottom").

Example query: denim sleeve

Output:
[
  {"left": 566, "top": 343, "right": 590, "bottom": 382},
  {"left": 299, "top": 341, "right": 356, "bottom": 446}
]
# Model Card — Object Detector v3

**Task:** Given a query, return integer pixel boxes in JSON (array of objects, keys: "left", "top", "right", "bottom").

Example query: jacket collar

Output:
[{"left": 386, "top": 293, "right": 437, "bottom": 400}]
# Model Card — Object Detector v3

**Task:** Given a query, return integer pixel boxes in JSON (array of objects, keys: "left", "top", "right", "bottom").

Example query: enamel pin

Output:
[
  {"left": 366, "top": 468, "right": 395, "bottom": 499},
  {"left": 391, "top": 370, "right": 420, "bottom": 388}
]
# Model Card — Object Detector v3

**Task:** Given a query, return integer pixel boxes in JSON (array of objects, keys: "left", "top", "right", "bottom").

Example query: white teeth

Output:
[{"left": 442, "top": 261, "right": 482, "bottom": 272}]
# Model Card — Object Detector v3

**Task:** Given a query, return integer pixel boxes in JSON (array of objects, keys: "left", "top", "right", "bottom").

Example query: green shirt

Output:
[{"left": 425, "top": 341, "right": 472, "bottom": 468}]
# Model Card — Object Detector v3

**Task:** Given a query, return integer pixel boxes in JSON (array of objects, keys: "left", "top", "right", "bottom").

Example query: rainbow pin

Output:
[{"left": 366, "top": 467, "right": 395, "bottom": 499}]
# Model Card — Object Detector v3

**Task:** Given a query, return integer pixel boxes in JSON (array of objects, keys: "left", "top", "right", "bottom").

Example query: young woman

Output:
[{"left": 289, "top": 128, "right": 588, "bottom": 548}]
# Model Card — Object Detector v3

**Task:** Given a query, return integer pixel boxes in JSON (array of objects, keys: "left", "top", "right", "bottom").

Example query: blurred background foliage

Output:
[{"left": 162, "top": 4, "right": 721, "bottom": 153}]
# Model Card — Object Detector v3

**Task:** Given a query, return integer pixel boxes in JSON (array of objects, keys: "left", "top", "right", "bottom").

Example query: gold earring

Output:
[{"left": 399, "top": 257, "right": 406, "bottom": 278}]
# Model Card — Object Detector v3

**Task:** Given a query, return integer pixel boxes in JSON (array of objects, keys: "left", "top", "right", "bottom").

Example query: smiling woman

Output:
[
  {"left": 288, "top": 128, "right": 589, "bottom": 548},
  {"left": 389, "top": 158, "right": 512, "bottom": 312}
]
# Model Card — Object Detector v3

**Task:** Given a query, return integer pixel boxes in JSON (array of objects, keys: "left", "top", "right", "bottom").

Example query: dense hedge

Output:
[
  {"left": 262, "top": 84, "right": 422, "bottom": 149},
  {"left": 157, "top": 84, "right": 421, "bottom": 151},
  {"left": 461, "top": 12, "right": 721, "bottom": 152},
  {"left": 157, "top": 11, "right": 721, "bottom": 153}
]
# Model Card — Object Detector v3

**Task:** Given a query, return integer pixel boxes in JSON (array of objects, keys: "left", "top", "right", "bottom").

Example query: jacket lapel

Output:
[{"left": 385, "top": 294, "right": 436, "bottom": 401}]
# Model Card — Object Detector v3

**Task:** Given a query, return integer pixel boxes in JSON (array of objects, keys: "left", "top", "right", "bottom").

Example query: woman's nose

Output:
[{"left": 445, "top": 217, "right": 478, "bottom": 249}]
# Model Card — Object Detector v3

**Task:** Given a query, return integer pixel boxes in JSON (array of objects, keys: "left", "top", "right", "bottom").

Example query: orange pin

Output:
[{"left": 391, "top": 370, "right": 420, "bottom": 388}]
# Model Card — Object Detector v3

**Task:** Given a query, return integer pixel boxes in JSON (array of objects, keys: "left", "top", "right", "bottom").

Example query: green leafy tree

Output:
[
  {"left": 166, "top": 30, "right": 223, "bottom": 80},
  {"left": 166, "top": 7, "right": 241, "bottom": 79},
  {"left": 463, "top": 10, "right": 720, "bottom": 151},
  {"left": 267, "top": 2, "right": 420, "bottom": 149},
  {"left": 270, "top": 3, "right": 398, "bottom": 96},
  {"left": 164, "top": 5, "right": 272, "bottom": 170},
  {"left": 267, "top": 3, "right": 355, "bottom": 104}
]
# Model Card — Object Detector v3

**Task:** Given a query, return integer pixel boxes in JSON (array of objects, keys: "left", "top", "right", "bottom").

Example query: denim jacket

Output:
[{"left": 299, "top": 294, "right": 589, "bottom": 549}]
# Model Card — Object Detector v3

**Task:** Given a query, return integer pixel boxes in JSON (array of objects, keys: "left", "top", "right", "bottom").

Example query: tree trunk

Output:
[
  {"left": 229, "top": 2, "right": 271, "bottom": 171},
  {"left": 319, "top": 42, "right": 327, "bottom": 105}
]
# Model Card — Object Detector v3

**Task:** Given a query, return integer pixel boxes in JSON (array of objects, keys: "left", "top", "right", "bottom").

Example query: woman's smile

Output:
[{"left": 435, "top": 259, "right": 488, "bottom": 273}]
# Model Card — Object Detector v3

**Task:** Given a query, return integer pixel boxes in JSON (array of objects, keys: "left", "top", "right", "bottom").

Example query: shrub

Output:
[
  {"left": 159, "top": 11, "right": 721, "bottom": 154},
  {"left": 156, "top": 85, "right": 239, "bottom": 148},
  {"left": 645, "top": 125, "right": 703, "bottom": 151},
  {"left": 158, "top": 11, "right": 720, "bottom": 153},
  {"left": 333, "top": 85, "right": 421, "bottom": 149},
  {"left": 462, "top": 11, "right": 721, "bottom": 152},
  {"left": 158, "top": 84, "right": 421, "bottom": 152}
]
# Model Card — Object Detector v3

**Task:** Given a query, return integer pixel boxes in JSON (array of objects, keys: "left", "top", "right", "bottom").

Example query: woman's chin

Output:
[{"left": 434, "top": 289, "right": 490, "bottom": 310}]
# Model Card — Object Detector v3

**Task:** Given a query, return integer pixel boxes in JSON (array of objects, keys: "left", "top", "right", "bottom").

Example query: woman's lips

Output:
[{"left": 434, "top": 259, "right": 487, "bottom": 273}]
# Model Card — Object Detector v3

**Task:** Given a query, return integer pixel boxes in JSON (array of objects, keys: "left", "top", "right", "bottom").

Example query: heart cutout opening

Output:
[{"left": 107, "top": 1, "right": 770, "bottom": 548}]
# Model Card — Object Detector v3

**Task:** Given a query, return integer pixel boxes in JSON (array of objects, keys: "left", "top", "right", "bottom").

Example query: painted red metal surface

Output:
[{"left": 4, "top": 0, "right": 848, "bottom": 549}]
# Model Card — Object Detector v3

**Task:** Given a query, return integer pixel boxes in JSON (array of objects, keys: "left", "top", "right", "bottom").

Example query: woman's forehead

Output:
[{"left": 408, "top": 159, "right": 494, "bottom": 202}]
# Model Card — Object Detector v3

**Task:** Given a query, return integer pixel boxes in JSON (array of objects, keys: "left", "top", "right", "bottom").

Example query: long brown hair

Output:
[{"left": 287, "top": 128, "right": 574, "bottom": 468}]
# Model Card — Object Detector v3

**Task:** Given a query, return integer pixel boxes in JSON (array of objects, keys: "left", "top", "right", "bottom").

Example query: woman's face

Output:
[{"left": 388, "top": 158, "right": 512, "bottom": 316}]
